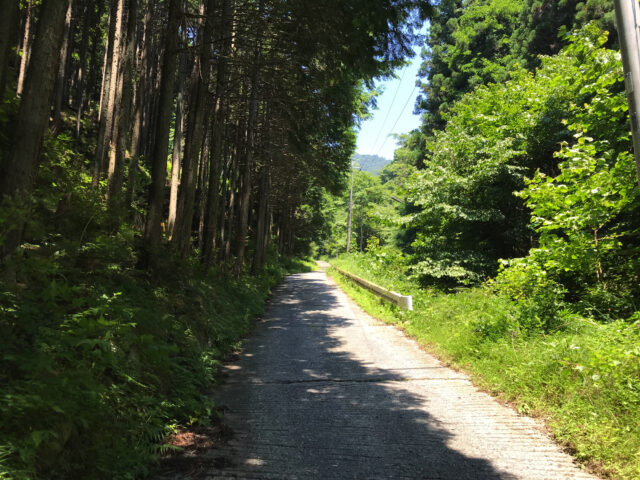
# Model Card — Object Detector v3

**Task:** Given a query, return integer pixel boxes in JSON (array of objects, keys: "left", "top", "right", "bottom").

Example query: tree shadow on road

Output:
[{"left": 155, "top": 273, "right": 516, "bottom": 479}]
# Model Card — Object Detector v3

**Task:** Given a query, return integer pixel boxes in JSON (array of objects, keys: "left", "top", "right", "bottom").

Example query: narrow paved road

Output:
[{"left": 160, "top": 271, "right": 598, "bottom": 479}]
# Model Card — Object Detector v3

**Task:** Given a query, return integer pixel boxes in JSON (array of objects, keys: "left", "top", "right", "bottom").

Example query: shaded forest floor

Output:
[{"left": 0, "top": 223, "right": 314, "bottom": 478}]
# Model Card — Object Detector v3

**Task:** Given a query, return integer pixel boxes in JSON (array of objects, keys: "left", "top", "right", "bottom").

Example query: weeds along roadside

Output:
[
  {"left": 327, "top": 252, "right": 640, "bottom": 480},
  {"left": 0, "top": 227, "right": 312, "bottom": 479}
]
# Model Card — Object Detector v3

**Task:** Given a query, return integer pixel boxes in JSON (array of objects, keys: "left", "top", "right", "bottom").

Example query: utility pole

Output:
[
  {"left": 346, "top": 167, "right": 353, "bottom": 252},
  {"left": 614, "top": 0, "right": 640, "bottom": 185}
]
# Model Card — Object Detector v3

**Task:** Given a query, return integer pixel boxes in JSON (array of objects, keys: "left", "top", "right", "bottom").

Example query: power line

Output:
[
  {"left": 358, "top": 67, "right": 408, "bottom": 174},
  {"left": 370, "top": 68, "right": 407, "bottom": 155},
  {"left": 375, "top": 83, "right": 418, "bottom": 158}
]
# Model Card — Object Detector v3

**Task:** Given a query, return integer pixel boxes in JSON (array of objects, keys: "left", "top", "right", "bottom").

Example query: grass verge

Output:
[{"left": 327, "top": 254, "right": 640, "bottom": 480}]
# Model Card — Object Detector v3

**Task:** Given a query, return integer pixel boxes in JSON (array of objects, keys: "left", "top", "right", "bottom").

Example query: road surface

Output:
[{"left": 157, "top": 271, "right": 598, "bottom": 479}]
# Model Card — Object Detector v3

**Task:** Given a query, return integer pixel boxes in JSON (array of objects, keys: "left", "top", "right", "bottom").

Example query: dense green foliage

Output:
[
  {"left": 408, "top": 51, "right": 578, "bottom": 285},
  {"left": 495, "top": 28, "right": 640, "bottom": 319},
  {"left": 395, "top": 25, "right": 640, "bottom": 317},
  {"left": 416, "top": 0, "right": 523, "bottom": 131},
  {"left": 329, "top": 252, "right": 640, "bottom": 479},
  {"left": 511, "top": 0, "right": 616, "bottom": 68},
  {"left": 1, "top": 238, "right": 292, "bottom": 479},
  {"left": 415, "top": 0, "right": 614, "bottom": 133},
  {"left": 320, "top": 4, "right": 640, "bottom": 478}
]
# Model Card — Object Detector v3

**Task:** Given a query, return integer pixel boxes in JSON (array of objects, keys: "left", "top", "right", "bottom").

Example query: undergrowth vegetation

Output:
[
  {"left": 0, "top": 218, "right": 307, "bottom": 479},
  {"left": 328, "top": 251, "right": 640, "bottom": 480}
]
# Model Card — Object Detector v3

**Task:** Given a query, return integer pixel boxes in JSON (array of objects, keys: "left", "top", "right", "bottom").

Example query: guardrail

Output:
[{"left": 331, "top": 265, "right": 413, "bottom": 311}]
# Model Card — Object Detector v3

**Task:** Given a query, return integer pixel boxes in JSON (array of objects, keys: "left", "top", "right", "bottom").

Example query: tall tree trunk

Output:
[
  {"left": 104, "top": 0, "right": 126, "bottom": 198},
  {"left": 201, "top": 110, "right": 223, "bottom": 266},
  {"left": 0, "top": 0, "right": 20, "bottom": 100},
  {"left": 223, "top": 118, "right": 243, "bottom": 263},
  {"left": 168, "top": 80, "right": 186, "bottom": 238},
  {"left": 167, "top": 24, "right": 191, "bottom": 239},
  {"left": 126, "top": 0, "right": 153, "bottom": 211},
  {"left": 133, "top": 0, "right": 153, "bottom": 155},
  {"left": 108, "top": 0, "right": 138, "bottom": 214},
  {"left": 201, "top": 0, "right": 233, "bottom": 266},
  {"left": 174, "top": 0, "right": 215, "bottom": 256},
  {"left": 288, "top": 218, "right": 296, "bottom": 256},
  {"left": 52, "top": 0, "right": 74, "bottom": 133},
  {"left": 197, "top": 129, "right": 211, "bottom": 252},
  {"left": 251, "top": 163, "right": 270, "bottom": 273},
  {"left": 0, "top": 0, "right": 72, "bottom": 258},
  {"left": 143, "top": 41, "right": 161, "bottom": 159},
  {"left": 131, "top": 0, "right": 151, "bottom": 155},
  {"left": 85, "top": 0, "right": 105, "bottom": 107},
  {"left": 74, "top": 1, "right": 92, "bottom": 141},
  {"left": 216, "top": 135, "right": 231, "bottom": 260},
  {"left": 233, "top": 128, "right": 253, "bottom": 274},
  {"left": 17, "top": 0, "right": 35, "bottom": 96},
  {"left": 234, "top": 39, "right": 262, "bottom": 274},
  {"left": 142, "top": 0, "right": 181, "bottom": 263},
  {"left": 61, "top": 2, "right": 78, "bottom": 106},
  {"left": 93, "top": 0, "right": 119, "bottom": 187}
]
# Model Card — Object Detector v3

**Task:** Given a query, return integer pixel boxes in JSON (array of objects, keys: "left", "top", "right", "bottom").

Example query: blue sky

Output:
[{"left": 356, "top": 47, "right": 424, "bottom": 161}]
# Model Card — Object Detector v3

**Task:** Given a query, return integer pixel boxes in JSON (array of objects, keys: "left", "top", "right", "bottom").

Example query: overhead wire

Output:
[
  {"left": 374, "top": 83, "right": 418, "bottom": 158},
  {"left": 358, "top": 67, "right": 407, "bottom": 173},
  {"left": 369, "top": 67, "right": 407, "bottom": 155}
]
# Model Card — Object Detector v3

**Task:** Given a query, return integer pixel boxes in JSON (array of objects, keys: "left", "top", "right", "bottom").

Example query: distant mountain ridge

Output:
[{"left": 353, "top": 153, "right": 390, "bottom": 175}]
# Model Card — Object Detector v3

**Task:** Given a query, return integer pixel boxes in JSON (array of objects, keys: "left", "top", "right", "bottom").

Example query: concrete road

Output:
[{"left": 160, "top": 271, "right": 598, "bottom": 479}]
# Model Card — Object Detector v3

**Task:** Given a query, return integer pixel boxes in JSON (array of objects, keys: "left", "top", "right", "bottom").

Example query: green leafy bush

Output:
[
  {"left": 363, "top": 236, "right": 408, "bottom": 277},
  {"left": 0, "top": 233, "right": 288, "bottom": 479},
  {"left": 496, "top": 25, "right": 640, "bottom": 320},
  {"left": 404, "top": 24, "right": 640, "bottom": 295},
  {"left": 492, "top": 256, "right": 569, "bottom": 333}
]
